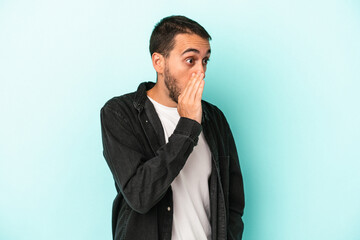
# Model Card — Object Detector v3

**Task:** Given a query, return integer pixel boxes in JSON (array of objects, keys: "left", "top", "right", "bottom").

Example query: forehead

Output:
[{"left": 171, "top": 33, "right": 210, "bottom": 55}]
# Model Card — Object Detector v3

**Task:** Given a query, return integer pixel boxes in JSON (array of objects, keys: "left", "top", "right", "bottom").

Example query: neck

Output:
[{"left": 147, "top": 81, "right": 177, "bottom": 108}]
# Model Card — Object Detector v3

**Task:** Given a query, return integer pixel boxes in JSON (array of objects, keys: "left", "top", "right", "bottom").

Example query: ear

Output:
[{"left": 152, "top": 52, "right": 165, "bottom": 74}]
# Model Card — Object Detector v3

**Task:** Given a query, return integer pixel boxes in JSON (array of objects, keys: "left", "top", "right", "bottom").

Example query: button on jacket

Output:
[{"left": 100, "top": 82, "right": 245, "bottom": 240}]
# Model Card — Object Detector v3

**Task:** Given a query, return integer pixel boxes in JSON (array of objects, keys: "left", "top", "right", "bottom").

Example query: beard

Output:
[{"left": 164, "top": 65, "right": 181, "bottom": 104}]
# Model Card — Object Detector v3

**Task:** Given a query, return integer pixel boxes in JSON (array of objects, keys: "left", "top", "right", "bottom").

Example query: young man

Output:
[{"left": 101, "top": 15, "right": 245, "bottom": 240}]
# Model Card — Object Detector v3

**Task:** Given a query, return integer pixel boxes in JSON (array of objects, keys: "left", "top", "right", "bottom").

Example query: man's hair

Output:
[{"left": 149, "top": 15, "right": 212, "bottom": 58}]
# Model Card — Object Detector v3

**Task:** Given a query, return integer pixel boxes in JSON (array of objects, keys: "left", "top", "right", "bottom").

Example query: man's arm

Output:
[
  {"left": 101, "top": 106, "right": 201, "bottom": 214},
  {"left": 225, "top": 117, "right": 245, "bottom": 240},
  {"left": 101, "top": 72, "right": 205, "bottom": 214}
]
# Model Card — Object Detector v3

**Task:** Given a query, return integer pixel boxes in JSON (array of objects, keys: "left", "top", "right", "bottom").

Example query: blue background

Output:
[{"left": 1, "top": 0, "right": 359, "bottom": 239}]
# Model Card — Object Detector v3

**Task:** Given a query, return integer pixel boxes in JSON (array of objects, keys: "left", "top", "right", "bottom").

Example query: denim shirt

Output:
[{"left": 101, "top": 82, "right": 245, "bottom": 240}]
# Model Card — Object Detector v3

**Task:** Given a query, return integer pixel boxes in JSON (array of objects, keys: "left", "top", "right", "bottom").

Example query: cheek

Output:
[
  {"left": 174, "top": 70, "right": 191, "bottom": 88},
  {"left": 180, "top": 70, "right": 201, "bottom": 90},
  {"left": 170, "top": 61, "right": 197, "bottom": 90},
  {"left": 182, "top": 71, "right": 195, "bottom": 88}
]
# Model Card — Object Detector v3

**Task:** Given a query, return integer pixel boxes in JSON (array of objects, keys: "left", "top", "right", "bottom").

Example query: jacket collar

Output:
[{"left": 133, "top": 81, "right": 155, "bottom": 111}]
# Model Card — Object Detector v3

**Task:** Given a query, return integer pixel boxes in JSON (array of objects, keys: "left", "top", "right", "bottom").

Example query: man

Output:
[{"left": 101, "top": 15, "right": 245, "bottom": 240}]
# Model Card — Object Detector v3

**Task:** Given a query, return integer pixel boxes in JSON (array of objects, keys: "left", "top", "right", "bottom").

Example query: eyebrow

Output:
[{"left": 181, "top": 48, "right": 211, "bottom": 56}]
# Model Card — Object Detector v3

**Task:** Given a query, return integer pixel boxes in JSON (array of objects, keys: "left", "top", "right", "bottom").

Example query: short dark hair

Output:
[{"left": 149, "top": 15, "right": 212, "bottom": 58}]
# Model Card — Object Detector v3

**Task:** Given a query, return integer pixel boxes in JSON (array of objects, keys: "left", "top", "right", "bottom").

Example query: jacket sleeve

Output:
[
  {"left": 225, "top": 116, "right": 245, "bottom": 240},
  {"left": 100, "top": 104, "right": 202, "bottom": 214}
]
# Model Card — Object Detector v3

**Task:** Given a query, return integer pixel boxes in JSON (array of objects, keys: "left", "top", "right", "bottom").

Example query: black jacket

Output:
[{"left": 100, "top": 82, "right": 245, "bottom": 240}]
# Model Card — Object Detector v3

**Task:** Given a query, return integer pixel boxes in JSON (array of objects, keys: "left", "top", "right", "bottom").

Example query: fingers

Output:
[
  {"left": 195, "top": 79, "right": 205, "bottom": 102},
  {"left": 182, "top": 71, "right": 204, "bottom": 101},
  {"left": 177, "top": 71, "right": 204, "bottom": 123},
  {"left": 180, "top": 72, "right": 197, "bottom": 99},
  {"left": 189, "top": 72, "right": 204, "bottom": 101}
]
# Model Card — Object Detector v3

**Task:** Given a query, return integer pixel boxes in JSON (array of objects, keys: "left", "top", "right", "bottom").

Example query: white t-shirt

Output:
[{"left": 147, "top": 96, "right": 212, "bottom": 240}]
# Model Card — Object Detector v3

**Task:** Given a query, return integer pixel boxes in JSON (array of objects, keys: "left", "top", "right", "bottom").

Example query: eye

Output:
[
  {"left": 186, "top": 58, "right": 194, "bottom": 64},
  {"left": 203, "top": 58, "right": 210, "bottom": 65}
]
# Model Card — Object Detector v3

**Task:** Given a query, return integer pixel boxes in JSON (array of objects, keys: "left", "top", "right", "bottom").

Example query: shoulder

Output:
[
  {"left": 201, "top": 99, "right": 227, "bottom": 121},
  {"left": 201, "top": 99, "right": 233, "bottom": 136},
  {"left": 100, "top": 91, "right": 140, "bottom": 127},
  {"left": 102, "top": 91, "right": 137, "bottom": 114}
]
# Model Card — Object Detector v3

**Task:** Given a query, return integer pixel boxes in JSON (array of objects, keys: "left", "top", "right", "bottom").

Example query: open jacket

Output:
[{"left": 100, "top": 82, "right": 245, "bottom": 240}]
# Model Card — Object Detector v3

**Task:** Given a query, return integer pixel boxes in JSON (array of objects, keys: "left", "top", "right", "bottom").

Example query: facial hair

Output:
[{"left": 164, "top": 65, "right": 181, "bottom": 104}]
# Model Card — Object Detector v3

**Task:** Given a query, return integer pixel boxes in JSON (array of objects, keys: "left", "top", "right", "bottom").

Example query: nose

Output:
[{"left": 194, "top": 62, "right": 206, "bottom": 77}]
